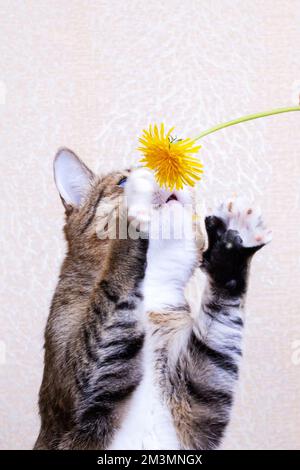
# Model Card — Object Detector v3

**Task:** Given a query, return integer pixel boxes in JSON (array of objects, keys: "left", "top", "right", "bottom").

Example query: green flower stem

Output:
[{"left": 194, "top": 106, "right": 300, "bottom": 141}]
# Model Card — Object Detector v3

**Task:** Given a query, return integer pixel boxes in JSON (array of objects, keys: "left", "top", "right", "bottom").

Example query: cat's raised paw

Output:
[
  {"left": 211, "top": 198, "right": 272, "bottom": 249},
  {"left": 125, "top": 167, "right": 157, "bottom": 229},
  {"left": 202, "top": 199, "right": 272, "bottom": 294}
]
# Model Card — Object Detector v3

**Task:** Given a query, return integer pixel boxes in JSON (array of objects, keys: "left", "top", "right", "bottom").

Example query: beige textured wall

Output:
[{"left": 1, "top": 0, "right": 300, "bottom": 450}]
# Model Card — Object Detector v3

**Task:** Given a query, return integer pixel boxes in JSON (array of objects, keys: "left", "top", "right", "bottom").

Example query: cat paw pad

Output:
[{"left": 212, "top": 198, "right": 272, "bottom": 248}]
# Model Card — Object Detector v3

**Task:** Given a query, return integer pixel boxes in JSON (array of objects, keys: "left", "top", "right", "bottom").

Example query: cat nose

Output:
[{"left": 166, "top": 194, "right": 178, "bottom": 203}]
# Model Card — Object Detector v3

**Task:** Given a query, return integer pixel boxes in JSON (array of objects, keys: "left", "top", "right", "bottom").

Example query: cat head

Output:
[
  {"left": 54, "top": 148, "right": 206, "bottom": 259},
  {"left": 54, "top": 148, "right": 130, "bottom": 257}
]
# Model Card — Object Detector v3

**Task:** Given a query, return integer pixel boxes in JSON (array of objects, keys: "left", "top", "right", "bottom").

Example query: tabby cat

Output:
[{"left": 34, "top": 148, "right": 271, "bottom": 450}]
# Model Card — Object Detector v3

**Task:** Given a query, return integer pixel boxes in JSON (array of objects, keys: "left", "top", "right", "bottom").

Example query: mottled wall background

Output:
[{"left": 0, "top": 0, "right": 299, "bottom": 449}]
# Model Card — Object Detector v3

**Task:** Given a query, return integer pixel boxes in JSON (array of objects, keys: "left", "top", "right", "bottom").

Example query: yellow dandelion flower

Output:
[
  {"left": 138, "top": 123, "right": 203, "bottom": 190},
  {"left": 137, "top": 106, "right": 300, "bottom": 190}
]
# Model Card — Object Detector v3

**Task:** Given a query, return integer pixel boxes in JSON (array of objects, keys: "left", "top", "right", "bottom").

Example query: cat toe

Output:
[{"left": 212, "top": 198, "right": 272, "bottom": 250}]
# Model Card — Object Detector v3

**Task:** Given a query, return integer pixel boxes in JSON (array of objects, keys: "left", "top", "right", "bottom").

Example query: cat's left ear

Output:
[{"left": 54, "top": 148, "right": 94, "bottom": 211}]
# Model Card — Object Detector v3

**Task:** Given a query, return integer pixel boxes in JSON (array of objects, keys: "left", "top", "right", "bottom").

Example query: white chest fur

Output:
[
  {"left": 110, "top": 170, "right": 197, "bottom": 449},
  {"left": 108, "top": 333, "right": 179, "bottom": 450}
]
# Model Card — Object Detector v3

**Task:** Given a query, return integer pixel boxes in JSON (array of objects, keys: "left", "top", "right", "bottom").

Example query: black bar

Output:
[{"left": 0, "top": 450, "right": 299, "bottom": 467}]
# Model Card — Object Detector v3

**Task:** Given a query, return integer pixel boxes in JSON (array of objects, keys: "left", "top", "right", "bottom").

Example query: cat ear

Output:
[{"left": 54, "top": 148, "right": 94, "bottom": 209}]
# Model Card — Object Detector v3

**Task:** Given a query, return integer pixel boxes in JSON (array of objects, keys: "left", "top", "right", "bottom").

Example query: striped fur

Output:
[{"left": 34, "top": 149, "right": 270, "bottom": 450}]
